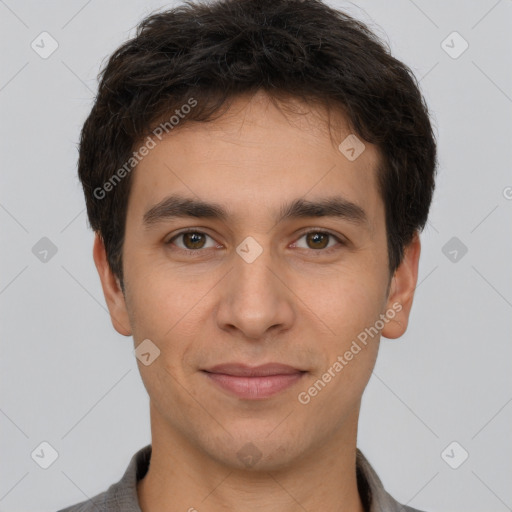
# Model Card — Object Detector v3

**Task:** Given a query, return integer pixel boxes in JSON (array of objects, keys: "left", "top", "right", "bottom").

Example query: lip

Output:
[
  {"left": 205, "top": 362, "right": 303, "bottom": 377},
  {"left": 202, "top": 363, "right": 306, "bottom": 400}
]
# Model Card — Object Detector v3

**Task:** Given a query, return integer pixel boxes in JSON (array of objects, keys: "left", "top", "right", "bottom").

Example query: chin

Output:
[{"left": 207, "top": 431, "right": 305, "bottom": 472}]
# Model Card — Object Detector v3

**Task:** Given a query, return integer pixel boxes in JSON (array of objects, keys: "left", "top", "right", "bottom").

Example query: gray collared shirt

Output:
[{"left": 57, "top": 444, "right": 426, "bottom": 512}]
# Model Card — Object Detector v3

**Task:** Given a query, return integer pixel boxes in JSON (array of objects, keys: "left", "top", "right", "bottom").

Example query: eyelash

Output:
[{"left": 165, "top": 228, "right": 346, "bottom": 256}]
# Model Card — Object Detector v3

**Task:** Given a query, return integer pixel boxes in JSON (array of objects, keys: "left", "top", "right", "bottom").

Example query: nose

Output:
[{"left": 215, "top": 242, "right": 295, "bottom": 341}]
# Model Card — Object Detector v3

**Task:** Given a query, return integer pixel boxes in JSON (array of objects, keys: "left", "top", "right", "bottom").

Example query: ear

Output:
[
  {"left": 92, "top": 232, "right": 132, "bottom": 336},
  {"left": 381, "top": 232, "right": 421, "bottom": 340}
]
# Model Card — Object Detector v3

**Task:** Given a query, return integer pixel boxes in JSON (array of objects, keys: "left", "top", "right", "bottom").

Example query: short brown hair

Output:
[{"left": 78, "top": 0, "right": 437, "bottom": 288}]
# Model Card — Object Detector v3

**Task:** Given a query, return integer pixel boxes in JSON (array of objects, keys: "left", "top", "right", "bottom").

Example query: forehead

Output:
[{"left": 126, "top": 92, "right": 384, "bottom": 229}]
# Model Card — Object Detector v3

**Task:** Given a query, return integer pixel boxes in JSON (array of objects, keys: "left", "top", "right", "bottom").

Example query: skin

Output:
[{"left": 93, "top": 90, "right": 420, "bottom": 512}]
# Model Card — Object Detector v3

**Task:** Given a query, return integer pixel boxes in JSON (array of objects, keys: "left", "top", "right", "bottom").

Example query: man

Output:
[{"left": 59, "top": 0, "right": 437, "bottom": 510}]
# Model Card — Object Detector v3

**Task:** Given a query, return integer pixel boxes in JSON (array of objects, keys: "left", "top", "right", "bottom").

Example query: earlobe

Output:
[
  {"left": 381, "top": 232, "right": 421, "bottom": 340},
  {"left": 92, "top": 233, "right": 132, "bottom": 336}
]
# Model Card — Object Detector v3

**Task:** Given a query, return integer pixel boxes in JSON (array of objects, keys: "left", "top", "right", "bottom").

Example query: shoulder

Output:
[
  {"left": 56, "top": 490, "right": 108, "bottom": 512},
  {"left": 399, "top": 505, "right": 429, "bottom": 512},
  {"left": 356, "top": 448, "right": 431, "bottom": 512},
  {"left": 375, "top": 488, "right": 430, "bottom": 512},
  {"left": 56, "top": 444, "right": 151, "bottom": 512}
]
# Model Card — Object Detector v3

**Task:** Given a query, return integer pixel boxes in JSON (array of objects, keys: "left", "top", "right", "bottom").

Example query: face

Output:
[{"left": 95, "top": 91, "right": 420, "bottom": 471}]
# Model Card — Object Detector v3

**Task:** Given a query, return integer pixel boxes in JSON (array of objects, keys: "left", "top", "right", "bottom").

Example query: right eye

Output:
[{"left": 165, "top": 230, "right": 221, "bottom": 254}]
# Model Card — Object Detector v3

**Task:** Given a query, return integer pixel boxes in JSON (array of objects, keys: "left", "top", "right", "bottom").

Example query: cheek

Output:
[
  {"left": 125, "top": 257, "right": 204, "bottom": 338},
  {"left": 136, "top": 353, "right": 202, "bottom": 439},
  {"left": 125, "top": 265, "right": 211, "bottom": 391},
  {"left": 305, "top": 267, "right": 385, "bottom": 344},
  {"left": 299, "top": 268, "right": 384, "bottom": 393}
]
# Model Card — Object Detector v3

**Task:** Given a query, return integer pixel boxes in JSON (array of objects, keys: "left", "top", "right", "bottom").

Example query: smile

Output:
[{"left": 202, "top": 363, "right": 306, "bottom": 400}]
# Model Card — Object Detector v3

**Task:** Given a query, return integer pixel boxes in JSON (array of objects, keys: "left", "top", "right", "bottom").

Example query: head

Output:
[{"left": 84, "top": 0, "right": 436, "bottom": 470}]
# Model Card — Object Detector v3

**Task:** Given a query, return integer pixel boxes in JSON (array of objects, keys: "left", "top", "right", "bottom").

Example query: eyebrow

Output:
[{"left": 142, "top": 194, "right": 369, "bottom": 229}]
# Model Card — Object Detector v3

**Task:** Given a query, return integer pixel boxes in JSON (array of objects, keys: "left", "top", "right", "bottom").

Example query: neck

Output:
[{"left": 137, "top": 404, "right": 366, "bottom": 512}]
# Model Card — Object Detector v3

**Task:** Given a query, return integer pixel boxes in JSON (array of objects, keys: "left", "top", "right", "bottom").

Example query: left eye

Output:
[{"left": 293, "top": 231, "right": 342, "bottom": 251}]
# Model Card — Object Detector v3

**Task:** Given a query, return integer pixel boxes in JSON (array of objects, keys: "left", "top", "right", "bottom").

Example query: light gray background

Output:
[{"left": 1, "top": 1, "right": 511, "bottom": 511}]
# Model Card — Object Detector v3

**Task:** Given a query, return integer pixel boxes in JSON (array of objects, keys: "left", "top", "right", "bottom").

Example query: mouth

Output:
[{"left": 201, "top": 363, "right": 306, "bottom": 400}]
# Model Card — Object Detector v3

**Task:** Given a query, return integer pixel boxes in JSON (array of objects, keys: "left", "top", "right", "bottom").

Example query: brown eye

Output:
[
  {"left": 305, "top": 232, "right": 330, "bottom": 249},
  {"left": 293, "top": 230, "right": 344, "bottom": 253},
  {"left": 167, "top": 230, "right": 217, "bottom": 252},
  {"left": 182, "top": 232, "right": 207, "bottom": 249}
]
